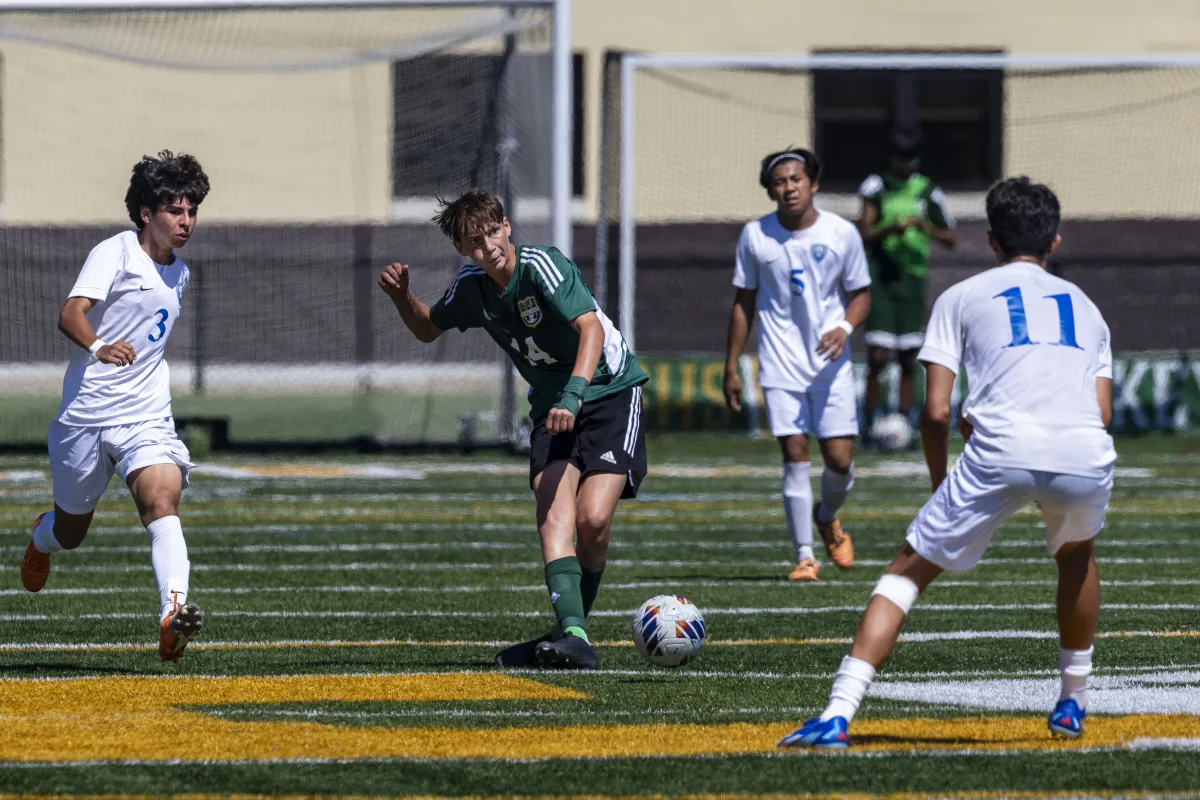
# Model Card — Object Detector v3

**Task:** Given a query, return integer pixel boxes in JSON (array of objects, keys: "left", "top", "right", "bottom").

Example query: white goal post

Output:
[{"left": 601, "top": 51, "right": 1200, "bottom": 353}]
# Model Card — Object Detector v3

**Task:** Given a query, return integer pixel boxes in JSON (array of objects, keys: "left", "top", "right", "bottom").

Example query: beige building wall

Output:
[
  {"left": 2, "top": 1, "right": 1200, "bottom": 225},
  {"left": 1, "top": 42, "right": 391, "bottom": 224},
  {"left": 0, "top": 7, "right": 508, "bottom": 225}
]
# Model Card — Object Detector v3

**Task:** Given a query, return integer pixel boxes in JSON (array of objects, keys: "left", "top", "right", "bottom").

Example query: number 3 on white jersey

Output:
[
  {"left": 148, "top": 308, "right": 170, "bottom": 343},
  {"left": 510, "top": 336, "right": 557, "bottom": 365}
]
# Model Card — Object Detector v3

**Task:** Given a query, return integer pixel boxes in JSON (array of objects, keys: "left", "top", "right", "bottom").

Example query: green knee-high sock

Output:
[
  {"left": 581, "top": 563, "right": 607, "bottom": 617},
  {"left": 544, "top": 556, "right": 587, "bottom": 641}
]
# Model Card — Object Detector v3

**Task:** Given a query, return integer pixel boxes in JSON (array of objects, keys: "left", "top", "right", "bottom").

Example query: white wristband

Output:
[
  {"left": 88, "top": 339, "right": 106, "bottom": 356},
  {"left": 836, "top": 320, "right": 854, "bottom": 335}
]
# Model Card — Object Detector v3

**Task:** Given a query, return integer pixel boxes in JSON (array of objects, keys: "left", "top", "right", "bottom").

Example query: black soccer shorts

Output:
[{"left": 528, "top": 382, "right": 648, "bottom": 499}]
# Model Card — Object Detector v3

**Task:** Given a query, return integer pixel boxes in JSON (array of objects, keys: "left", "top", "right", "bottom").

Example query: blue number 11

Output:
[{"left": 994, "top": 287, "right": 1081, "bottom": 350}]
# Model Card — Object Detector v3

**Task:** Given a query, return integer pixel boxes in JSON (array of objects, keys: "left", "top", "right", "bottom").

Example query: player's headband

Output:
[{"left": 766, "top": 153, "right": 806, "bottom": 173}]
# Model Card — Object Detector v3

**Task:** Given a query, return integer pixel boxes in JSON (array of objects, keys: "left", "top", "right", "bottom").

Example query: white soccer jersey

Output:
[
  {"left": 919, "top": 261, "right": 1116, "bottom": 478},
  {"left": 56, "top": 230, "right": 189, "bottom": 427},
  {"left": 733, "top": 210, "right": 871, "bottom": 391}
]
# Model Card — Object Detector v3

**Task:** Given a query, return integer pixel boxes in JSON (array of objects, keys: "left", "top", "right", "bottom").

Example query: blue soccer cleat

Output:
[
  {"left": 778, "top": 716, "right": 850, "bottom": 749},
  {"left": 1048, "top": 698, "right": 1086, "bottom": 738}
]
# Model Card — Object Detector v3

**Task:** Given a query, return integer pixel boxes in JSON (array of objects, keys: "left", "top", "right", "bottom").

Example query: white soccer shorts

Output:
[
  {"left": 905, "top": 456, "right": 1113, "bottom": 571},
  {"left": 763, "top": 369, "right": 859, "bottom": 440},
  {"left": 48, "top": 417, "right": 193, "bottom": 514}
]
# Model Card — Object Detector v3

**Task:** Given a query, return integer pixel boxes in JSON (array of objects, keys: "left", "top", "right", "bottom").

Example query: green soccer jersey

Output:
[
  {"left": 428, "top": 244, "right": 648, "bottom": 422},
  {"left": 859, "top": 171, "right": 955, "bottom": 280}
]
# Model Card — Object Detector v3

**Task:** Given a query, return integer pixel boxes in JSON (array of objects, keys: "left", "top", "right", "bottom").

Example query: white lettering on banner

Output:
[
  {"left": 729, "top": 355, "right": 1196, "bottom": 434},
  {"left": 1114, "top": 360, "right": 1149, "bottom": 431},
  {"left": 1151, "top": 360, "right": 1188, "bottom": 431}
]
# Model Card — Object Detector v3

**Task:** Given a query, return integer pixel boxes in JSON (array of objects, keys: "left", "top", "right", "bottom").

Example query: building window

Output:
[
  {"left": 392, "top": 52, "right": 585, "bottom": 200},
  {"left": 812, "top": 52, "right": 1003, "bottom": 192}
]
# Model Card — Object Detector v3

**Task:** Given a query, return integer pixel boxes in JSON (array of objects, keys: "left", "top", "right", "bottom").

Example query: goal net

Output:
[
  {"left": 0, "top": 1, "right": 567, "bottom": 451},
  {"left": 597, "top": 54, "right": 1200, "bottom": 363}
]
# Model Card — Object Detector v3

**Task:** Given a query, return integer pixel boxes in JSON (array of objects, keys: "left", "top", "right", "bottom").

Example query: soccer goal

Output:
[
  {"left": 596, "top": 51, "right": 1200, "bottom": 360},
  {"left": 0, "top": 0, "right": 574, "bottom": 452}
]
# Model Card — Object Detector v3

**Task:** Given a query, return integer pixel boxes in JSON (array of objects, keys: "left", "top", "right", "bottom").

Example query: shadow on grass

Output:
[{"left": 0, "top": 661, "right": 141, "bottom": 676}]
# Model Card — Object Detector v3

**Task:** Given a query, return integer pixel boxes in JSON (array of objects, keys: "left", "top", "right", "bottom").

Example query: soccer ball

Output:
[
  {"left": 871, "top": 412, "right": 914, "bottom": 452},
  {"left": 632, "top": 594, "right": 706, "bottom": 667}
]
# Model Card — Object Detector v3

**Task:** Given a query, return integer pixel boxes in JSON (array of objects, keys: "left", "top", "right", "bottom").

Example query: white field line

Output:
[
  {"left": 0, "top": 705, "right": 848, "bottom": 723},
  {"left": 3, "top": 503, "right": 1197, "bottom": 524},
  {"left": 3, "top": 518, "right": 1198, "bottom": 544},
  {"left": 0, "top": 459, "right": 1161, "bottom": 480},
  {"left": 4, "top": 477, "right": 1195, "bottom": 505},
  {"left": 3, "top": 603, "right": 1198, "bottom": 623},
  {"left": 0, "top": 738, "right": 1197, "bottom": 768},
  {"left": 202, "top": 705, "right": 824, "bottom": 722},
  {"left": 6, "top": 537, "right": 1200, "bottom": 556},
  {"left": 6, "top": 663, "right": 1196, "bottom": 685},
  {"left": 2, "top": 519, "right": 1198, "bottom": 539},
  {"left": 0, "top": 629, "right": 1196, "bottom": 654},
  {"left": 42, "top": 556, "right": 1200, "bottom": 574},
  {"left": 0, "top": 479, "right": 1155, "bottom": 500},
  {"left": 3, "top": 577, "right": 1200, "bottom": 598}
]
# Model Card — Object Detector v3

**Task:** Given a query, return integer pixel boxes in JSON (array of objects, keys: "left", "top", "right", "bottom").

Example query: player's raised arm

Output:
[{"left": 378, "top": 262, "right": 443, "bottom": 343}]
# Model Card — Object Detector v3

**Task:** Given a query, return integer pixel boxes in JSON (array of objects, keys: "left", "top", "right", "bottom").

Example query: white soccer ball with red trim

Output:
[
  {"left": 872, "top": 412, "right": 914, "bottom": 452},
  {"left": 632, "top": 594, "right": 706, "bottom": 667}
]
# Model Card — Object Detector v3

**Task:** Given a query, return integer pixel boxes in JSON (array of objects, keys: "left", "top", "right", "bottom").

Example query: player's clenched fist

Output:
[
  {"left": 96, "top": 340, "right": 136, "bottom": 367},
  {"left": 378, "top": 262, "right": 410, "bottom": 298},
  {"left": 545, "top": 407, "right": 576, "bottom": 435}
]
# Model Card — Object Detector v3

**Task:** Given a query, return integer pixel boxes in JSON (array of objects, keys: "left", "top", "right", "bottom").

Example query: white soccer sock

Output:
[
  {"left": 782, "top": 461, "right": 814, "bottom": 562},
  {"left": 31, "top": 511, "right": 62, "bottom": 554},
  {"left": 820, "top": 655, "right": 877, "bottom": 723},
  {"left": 817, "top": 464, "right": 854, "bottom": 524},
  {"left": 147, "top": 516, "right": 190, "bottom": 621},
  {"left": 1059, "top": 645, "right": 1093, "bottom": 709}
]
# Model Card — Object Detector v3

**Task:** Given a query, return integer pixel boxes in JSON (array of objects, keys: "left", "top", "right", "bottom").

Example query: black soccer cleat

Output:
[
  {"left": 534, "top": 631, "right": 599, "bottom": 670},
  {"left": 494, "top": 634, "right": 552, "bottom": 668}
]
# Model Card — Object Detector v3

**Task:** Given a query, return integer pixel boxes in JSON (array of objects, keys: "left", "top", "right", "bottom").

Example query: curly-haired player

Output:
[{"left": 20, "top": 150, "right": 210, "bottom": 661}]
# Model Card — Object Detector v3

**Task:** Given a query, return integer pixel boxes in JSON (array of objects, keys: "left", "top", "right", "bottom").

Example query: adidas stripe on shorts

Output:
[{"left": 528, "top": 383, "right": 648, "bottom": 499}]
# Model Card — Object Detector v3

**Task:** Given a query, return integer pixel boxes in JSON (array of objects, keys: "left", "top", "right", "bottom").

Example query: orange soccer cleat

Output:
[
  {"left": 159, "top": 594, "right": 205, "bottom": 662},
  {"left": 787, "top": 558, "right": 820, "bottom": 582},
  {"left": 20, "top": 513, "right": 51, "bottom": 593},
  {"left": 814, "top": 506, "right": 854, "bottom": 570}
]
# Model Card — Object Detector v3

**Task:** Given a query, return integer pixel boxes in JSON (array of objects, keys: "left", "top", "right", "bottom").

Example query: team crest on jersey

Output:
[
  {"left": 811, "top": 244, "right": 828, "bottom": 263},
  {"left": 518, "top": 296, "right": 542, "bottom": 327}
]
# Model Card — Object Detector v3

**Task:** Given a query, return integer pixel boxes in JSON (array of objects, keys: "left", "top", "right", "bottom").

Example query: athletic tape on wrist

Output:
[
  {"left": 88, "top": 339, "right": 106, "bottom": 356},
  {"left": 555, "top": 376, "right": 590, "bottom": 414},
  {"left": 836, "top": 320, "right": 854, "bottom": 335},
  {"left": 871, "top": 573, "right": 920, "bottom": 616}
]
